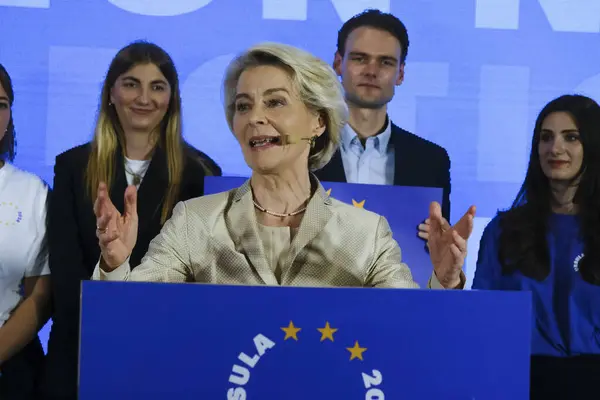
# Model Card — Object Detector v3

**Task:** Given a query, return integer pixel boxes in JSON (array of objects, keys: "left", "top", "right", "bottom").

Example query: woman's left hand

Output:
[{"left": 427, "top": 202, "right": 476, "bottom": 288}]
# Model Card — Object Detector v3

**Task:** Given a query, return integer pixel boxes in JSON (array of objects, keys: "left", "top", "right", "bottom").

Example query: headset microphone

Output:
[{"left": 281, "top": 134, "right": 317, "bottom": 148}]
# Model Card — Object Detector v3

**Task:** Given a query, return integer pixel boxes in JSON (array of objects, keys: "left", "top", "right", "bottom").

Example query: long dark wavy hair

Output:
[
  {"left": 498, "top": 94, "right": 600, "bottom": 284},
  {"left": 0, "top": 64, "right": 16, "bottom": 162}
]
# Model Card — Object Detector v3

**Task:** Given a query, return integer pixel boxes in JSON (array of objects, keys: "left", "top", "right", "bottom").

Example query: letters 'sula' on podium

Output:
[
  {"left": 79, "top": 282, "right": 531, "bottom": 399},
  {"left": 204, "top": 176, "right": 443, "bottom": 288}
]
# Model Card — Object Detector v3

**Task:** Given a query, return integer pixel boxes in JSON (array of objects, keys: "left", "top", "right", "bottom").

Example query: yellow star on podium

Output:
[
  {"left": 352, "top": 199, "right": 365, "bottom": 208},
  {"left": 281, "top": 321, "right": 301, "bottom": 341},
  {"left": 346, "top": 341, "right": 367, "bottom": 361},
  {"left": 325, "top": 188, "right": 332, "bottom": 197},
  {"left": 317, "top": 322, "right": 338, "bottom": 342}
]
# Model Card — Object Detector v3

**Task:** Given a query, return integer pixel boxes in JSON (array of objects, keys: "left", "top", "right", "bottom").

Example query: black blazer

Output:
[
  {"left": 315, "top": 123, "right": 451, "bottom": 221},
  {"left": 40, "top": 142, "right": 221, "bottom": 399}
]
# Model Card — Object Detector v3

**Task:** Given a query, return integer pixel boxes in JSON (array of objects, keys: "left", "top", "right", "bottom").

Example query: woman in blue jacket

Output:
[{"left": 473, "top": 94, "right": 600, "bottom": 399}]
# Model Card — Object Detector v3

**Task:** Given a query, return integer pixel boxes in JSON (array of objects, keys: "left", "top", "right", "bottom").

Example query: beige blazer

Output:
[{"left": 93, "top": 178, "right": 446, "bottom": 289}]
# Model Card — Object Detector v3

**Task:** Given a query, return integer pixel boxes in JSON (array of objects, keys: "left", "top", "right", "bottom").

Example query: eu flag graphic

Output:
[
  {"left": 204, "top": 176, "right": 444, "bottom": 287},
  {"left": 79, "top": 282, "right": 531, "bottom": 399}
]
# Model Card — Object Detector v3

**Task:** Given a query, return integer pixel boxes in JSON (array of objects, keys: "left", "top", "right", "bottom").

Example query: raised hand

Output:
[
  {"left": 417, "top": 217, "right": 450, "bottom": 242},
  {"left": 428, "top": 201, "right": 476, "bottom": 288},
  {"left": 94, "top": 182, "right": 139, "bottom": 271}
]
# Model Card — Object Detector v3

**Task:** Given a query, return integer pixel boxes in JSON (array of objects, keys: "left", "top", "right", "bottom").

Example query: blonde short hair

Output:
[{"left": 223, "top": 42, "right": 348, "bottom": 171}]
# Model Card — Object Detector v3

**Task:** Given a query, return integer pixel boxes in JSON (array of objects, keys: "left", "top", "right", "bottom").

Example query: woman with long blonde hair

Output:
[{"left": 40, "top": 41, "right": 220, "bottom": 400}]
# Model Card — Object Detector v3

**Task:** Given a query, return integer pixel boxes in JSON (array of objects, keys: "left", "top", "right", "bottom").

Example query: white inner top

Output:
[{"left": 124, "top": 157, "right": 151, "bottom": 188}]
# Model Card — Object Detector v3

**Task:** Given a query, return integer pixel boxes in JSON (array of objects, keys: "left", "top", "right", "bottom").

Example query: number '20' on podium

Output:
[{"left": 79, "top": 281, "right": 531, "bottom": 399}]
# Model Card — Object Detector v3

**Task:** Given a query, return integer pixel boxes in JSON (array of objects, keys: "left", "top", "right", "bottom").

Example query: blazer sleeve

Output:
[
  {"left": 92, "top": 201, "right": 193, "bottom": 282},
  {"left": 471, "top": 218, "right": 502, "bottom": 290},
  {"left": 49, "top": 155, "right": 90, "bottom": 316},
  {"left": 46, "top": 154, "right": 91, "bottom": 394},
  {"left": 365, "top": 216, "right": 420, "bottom": 288}
]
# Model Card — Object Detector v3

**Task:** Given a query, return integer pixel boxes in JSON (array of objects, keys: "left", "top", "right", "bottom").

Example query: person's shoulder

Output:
[
  {"left": 391, "top": 123, "right": 449, "bottom": 160},
  {"left": 328, "top": 196, "right": 383, "bottom": 228},
  {"left": 2, "top": 163, "right": 49, "bottom": 200},
  {"left": 479, "top": 210, "right": 511, "bottom": 246},
  {"left": 179, "top": 187, "right": 233, "bottom": 220},
  {"left": 482, "top": 213, "right": 501, "bottom": 234},
  {"left": 55, "top": 142, "right": 91, "bottom": 167},
  {"left": 183, "top": 142, "right": 222, "bottom": 176}
]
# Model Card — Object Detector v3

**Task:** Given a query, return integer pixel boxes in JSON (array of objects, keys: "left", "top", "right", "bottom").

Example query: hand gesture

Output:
[
  {"left": 417, "top": 218, "right": 450, "bottom": 243},
  {"left": 428, "top": 201, "right": 476, "bottom": 288},
  {"left": 94, "top": 182, "right": 138, "bottom": 271}
]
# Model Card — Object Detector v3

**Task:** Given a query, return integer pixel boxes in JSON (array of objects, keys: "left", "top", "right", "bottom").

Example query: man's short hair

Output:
[{"left": 337, "top": 9, "right": 410, "bottom": 64}]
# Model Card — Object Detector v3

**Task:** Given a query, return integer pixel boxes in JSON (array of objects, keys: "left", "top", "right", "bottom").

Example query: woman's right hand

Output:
[{"left": 94, "top": 182, "right": 138, "bottom": 271}]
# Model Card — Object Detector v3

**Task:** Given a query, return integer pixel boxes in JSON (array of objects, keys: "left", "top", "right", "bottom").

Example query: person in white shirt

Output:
[{"left": 0, "top": 63, "right": 51, "bottom": 400}]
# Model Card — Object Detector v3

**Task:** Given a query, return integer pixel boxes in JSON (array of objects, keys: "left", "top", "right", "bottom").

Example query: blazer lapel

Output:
[
  {"left": 282, "top": 179, "right": 333, "bottom": 279},
  {"left": 391, "top": 124, "right": 413, "bottom": 186},
  {"left": 110, "top": 146, "right": 128, "bottom": 213},
  {"left": 136, "top": 146, "right": 169, "bottom": 224},
  {"left": 226, "top": 180, "right": 278, "bottom": 285}
]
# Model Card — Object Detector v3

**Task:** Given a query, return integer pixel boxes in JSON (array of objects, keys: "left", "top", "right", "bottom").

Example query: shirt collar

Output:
[{"left": 341, "top": 116, "right": 392, "bottom": 155}]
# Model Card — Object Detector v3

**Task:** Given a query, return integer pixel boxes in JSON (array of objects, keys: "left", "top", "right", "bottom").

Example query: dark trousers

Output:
[
  {"left": 0, "top": 336, "right": 45, "bottom": 400},
  {"left": 530, "top": 354, "right": 600, "bottom": 399}
]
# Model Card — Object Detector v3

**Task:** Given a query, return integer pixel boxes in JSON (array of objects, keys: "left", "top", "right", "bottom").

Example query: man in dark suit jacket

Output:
[{"left": 315, "top": 9, "right": 451, "bottom": 225}]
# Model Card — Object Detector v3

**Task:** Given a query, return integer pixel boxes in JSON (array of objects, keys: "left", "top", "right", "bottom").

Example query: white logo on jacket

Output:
[{"left": 573, "top": 253, "right": 584, "bottom": 272}]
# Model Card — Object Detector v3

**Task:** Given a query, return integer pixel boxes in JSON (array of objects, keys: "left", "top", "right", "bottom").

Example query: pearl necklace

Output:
[{"left": 252, "top": 199, "right": 307, "bottom": 217}]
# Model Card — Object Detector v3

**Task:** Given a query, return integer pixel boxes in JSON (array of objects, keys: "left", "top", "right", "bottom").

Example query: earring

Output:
[{"left": 108, "top": 101, "right": 113, "bottom": 106}]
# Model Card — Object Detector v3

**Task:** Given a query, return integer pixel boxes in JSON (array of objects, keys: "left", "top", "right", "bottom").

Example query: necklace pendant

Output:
[{"left": 133, "top": 175, "right": 141, "bottom": 186}]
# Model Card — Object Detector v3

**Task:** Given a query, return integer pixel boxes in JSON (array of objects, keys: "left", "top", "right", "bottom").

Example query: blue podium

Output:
[{"left": 79, "top": 282, "right": 531, "bottom": 399}]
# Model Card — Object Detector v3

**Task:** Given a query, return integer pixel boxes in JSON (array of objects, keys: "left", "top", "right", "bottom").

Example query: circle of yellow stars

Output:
[
  {"left": 0, "top": 202, "right": 22, "bottom": 226},
  {"left": 325, "top": 188, "right": 365, "bottom": 209},
  {"left": 281, "top": 321, "right": 367, "bottom": 361}
]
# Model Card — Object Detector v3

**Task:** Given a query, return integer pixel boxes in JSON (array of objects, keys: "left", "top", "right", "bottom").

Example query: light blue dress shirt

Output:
[{"left": 340, "top": 120, "right": 395, "bottom": 185}]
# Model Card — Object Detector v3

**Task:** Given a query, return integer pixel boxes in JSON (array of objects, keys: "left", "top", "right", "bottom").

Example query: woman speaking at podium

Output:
[
  {"left": 91, "top": 43, "right": 475, "bottom": 290},
  {"left": 473, "top": 95, "right": 600, "bottom": 399}
]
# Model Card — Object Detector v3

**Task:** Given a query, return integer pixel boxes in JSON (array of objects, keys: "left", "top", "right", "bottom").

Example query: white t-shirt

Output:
[
  {"left": 0, "top": 163, "right": 50, "bottom": 328},
  {"left": 124, "top": 157, "right": 151, "bottom": 188}
]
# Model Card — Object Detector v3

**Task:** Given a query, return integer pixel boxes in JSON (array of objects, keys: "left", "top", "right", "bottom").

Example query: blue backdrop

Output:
[{"left": 1, "top": 0, "right": 599, "bottom": 347}]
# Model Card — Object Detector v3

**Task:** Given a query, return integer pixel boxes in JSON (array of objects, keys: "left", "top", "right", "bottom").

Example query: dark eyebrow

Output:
[
  {"left": 348, "top": 51, "right": 368, "bottom": 58},
  {"left": 121, "top": 76, "right": 168, "bottom": 86},
  {"left": 150, "top": 79, "right": 168, "bottom": 86},
  {"left": 234, "top": 88, "right": 290, "bottom": 102},
  {"left": 541, "top": 128, "right": 579, "bottom": 134},
  {"left": 348, "top": 51, "right": 398, "bottom": 64},
  {"left": 0, "top": 96, "right": 8, "bottom": 102},
  {"left": 121, "top": 76, "right": 140, "bottom": 83},
  {"left": 380, "top": 55, "right": 399, "bottom": 63}
]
